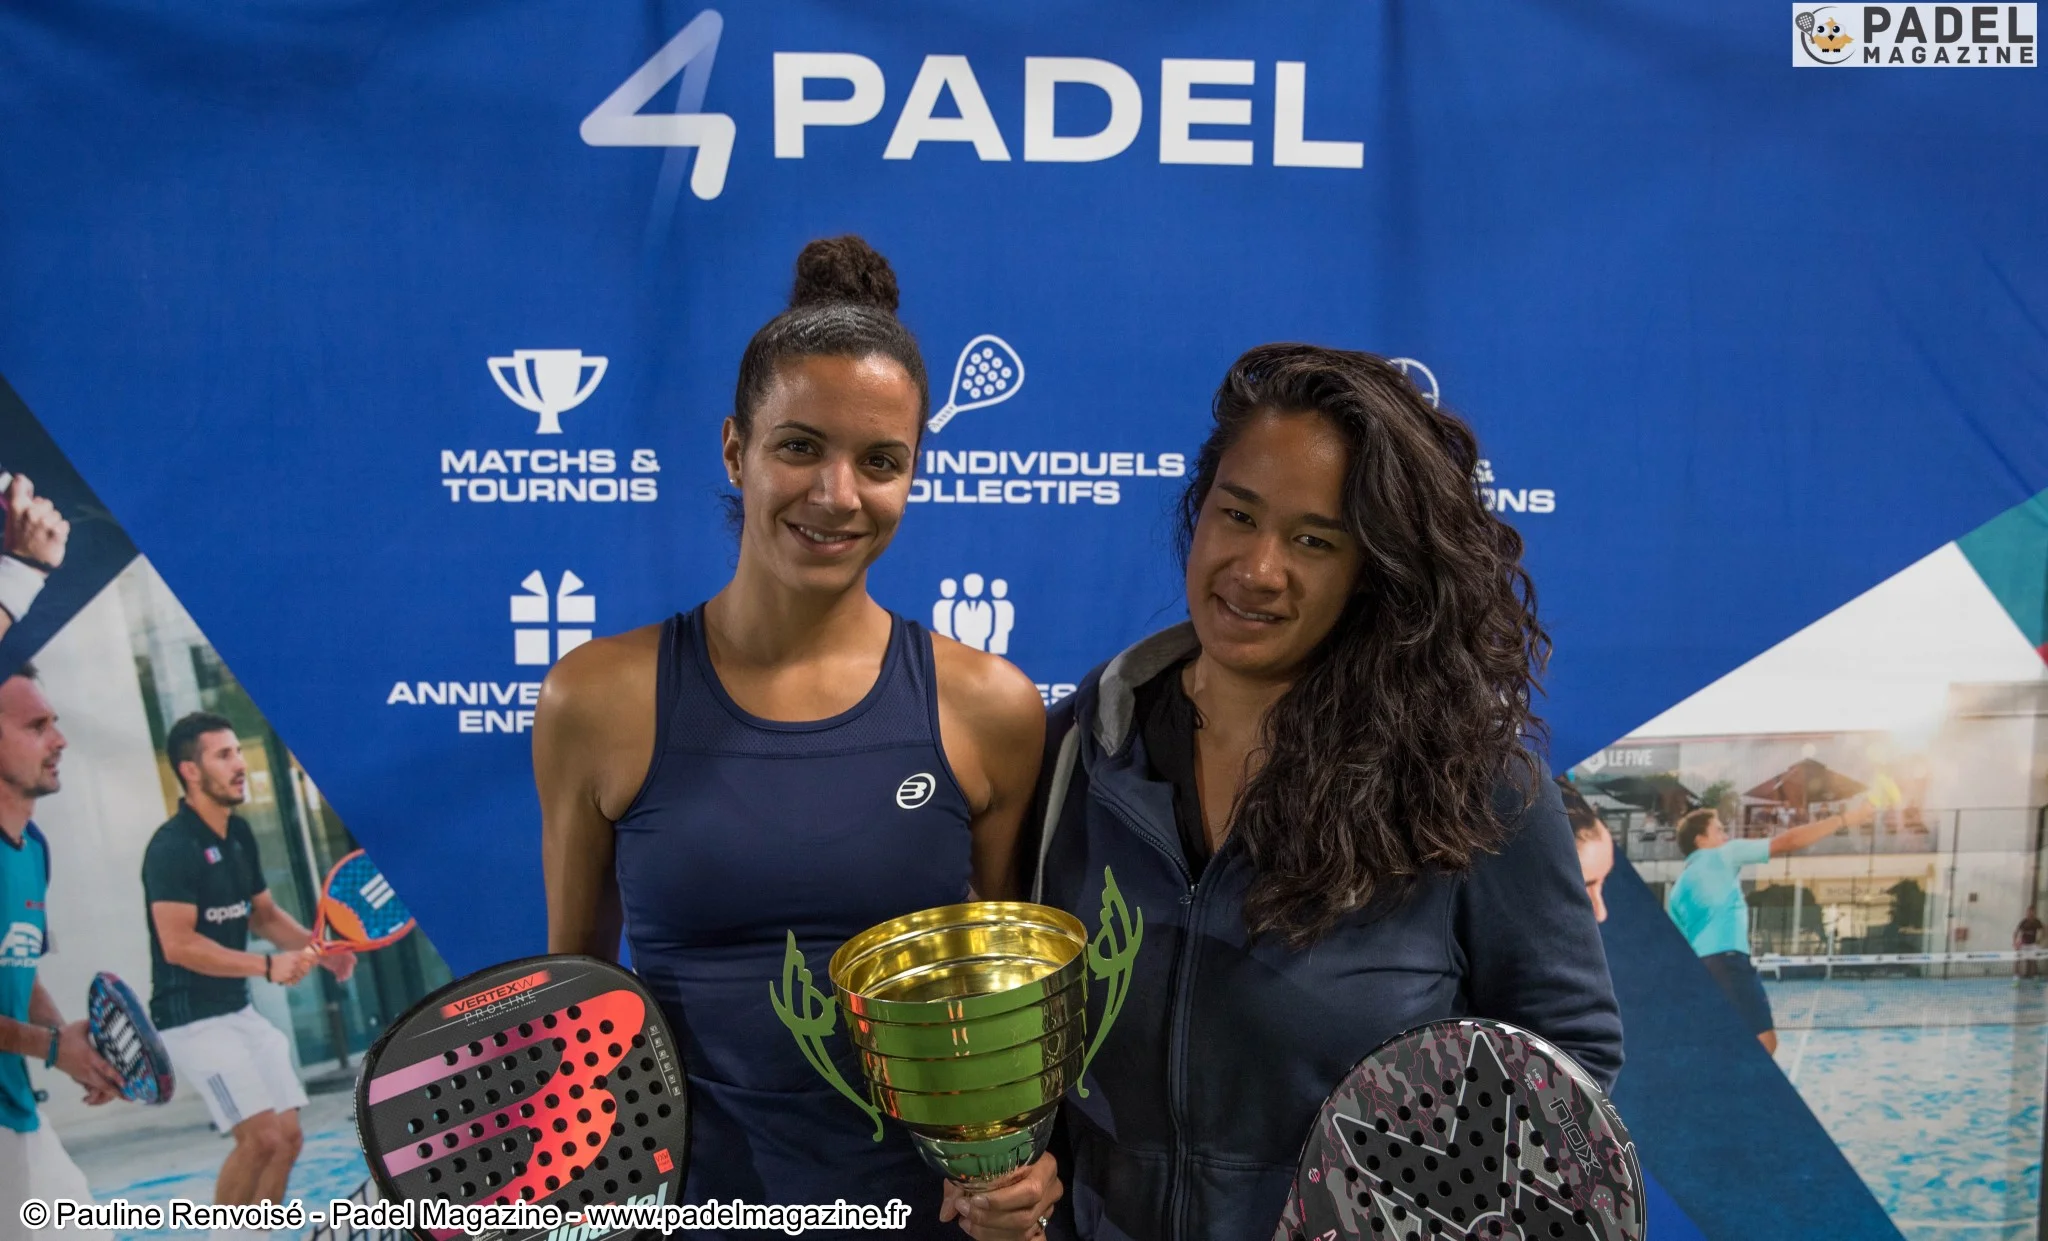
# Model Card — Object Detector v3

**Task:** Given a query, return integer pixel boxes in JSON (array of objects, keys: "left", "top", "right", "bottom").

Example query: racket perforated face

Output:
[
  {"left": 356, "top": 955, "right": 689, "bottom": 1241},
  {"left": 321, "top": 849, "right": 416, "bottom": 950},
  {"left": 1274, "top": 1020, "right": 1643, "bottom": 1241},
  {"left": 86, "top": 972, "right": 174, "bottom": 1105}
]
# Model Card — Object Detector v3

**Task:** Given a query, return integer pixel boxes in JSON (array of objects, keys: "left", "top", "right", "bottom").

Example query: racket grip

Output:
[{"left": 926, "top": 404, "right": 958, "bottom": 433}]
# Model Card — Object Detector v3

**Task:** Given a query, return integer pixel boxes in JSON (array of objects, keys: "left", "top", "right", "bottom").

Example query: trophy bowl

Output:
[
  {"left": 773, "top": 872, "right": 1142, "bottom": 1191},
  {"left": 831, "top": 902, "right": 1087, "bottom": 1187}
]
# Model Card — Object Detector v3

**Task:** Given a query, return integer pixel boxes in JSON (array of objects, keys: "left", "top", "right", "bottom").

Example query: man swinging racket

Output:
[
  {"left": 1667, "top": 795, "right": 1878, "bottom": 1054},
  {"left": 143, "top": 712, "right": 353, "bottom": 1231}
]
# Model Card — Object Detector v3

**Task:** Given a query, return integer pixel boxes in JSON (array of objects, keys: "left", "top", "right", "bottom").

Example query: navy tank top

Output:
[{"left": 614, "top": 605, "right": 973, "bottom": 1236}]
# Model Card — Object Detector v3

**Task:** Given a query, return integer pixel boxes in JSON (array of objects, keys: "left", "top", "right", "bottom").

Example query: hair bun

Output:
[{"left": 789, "top": 235, "right": 900, "bottom": 314}]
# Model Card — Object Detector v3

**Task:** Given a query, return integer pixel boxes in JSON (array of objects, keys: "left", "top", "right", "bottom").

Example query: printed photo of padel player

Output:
[
  {"left": 0, "top": 662, "right": 123, "bottom": 1230},
  {"left": 143, "top": 711, "right": 362, "bottom": 1213}
]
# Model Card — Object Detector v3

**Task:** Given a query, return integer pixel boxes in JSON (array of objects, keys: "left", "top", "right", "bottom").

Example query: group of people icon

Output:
[{"left": 932, "top": 574, "right": 1015, "bottom": 655}]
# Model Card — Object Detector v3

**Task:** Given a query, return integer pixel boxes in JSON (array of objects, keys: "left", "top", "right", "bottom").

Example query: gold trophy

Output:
[{"left": 771, "top": 869, "right": 1142, "bottom": 1188}]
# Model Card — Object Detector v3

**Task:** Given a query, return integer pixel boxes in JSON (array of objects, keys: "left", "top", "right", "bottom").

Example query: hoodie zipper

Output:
[{"left": 1096, "top": 787, "right": 1201, "bottom": 1241}]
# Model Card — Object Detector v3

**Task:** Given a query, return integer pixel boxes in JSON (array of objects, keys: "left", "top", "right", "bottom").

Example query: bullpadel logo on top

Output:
[{"left": 1794, "top": 4, "right": 2037, "bottom": 65}]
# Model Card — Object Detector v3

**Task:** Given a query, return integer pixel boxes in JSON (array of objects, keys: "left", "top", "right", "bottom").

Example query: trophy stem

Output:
[{"left": 908, "top": 1113, "right": 1058, "bottom": 1189}]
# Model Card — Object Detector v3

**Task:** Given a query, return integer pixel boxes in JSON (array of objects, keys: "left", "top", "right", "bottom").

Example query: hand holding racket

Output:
[
  {"left": 84, "top": 972, "right": 175, "bottom": 1105},
  {"left": 1275, "top": 1019, "right": 1643, "bottom": 1241},
  {"left": 356, "top": 954, "right": 689, "bottom": 1240}
]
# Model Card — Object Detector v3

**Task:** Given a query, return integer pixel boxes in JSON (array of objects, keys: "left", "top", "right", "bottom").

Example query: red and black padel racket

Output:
[
  {"left": 355, "top": 955, "right": 689, "bottom": 1239},
  {"left": 1273, "top": 1019, "right": 1644, "bottom": 1241}
]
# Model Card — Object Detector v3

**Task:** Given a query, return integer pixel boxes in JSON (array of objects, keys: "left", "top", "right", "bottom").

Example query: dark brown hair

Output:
[
  {"left": 730, "top": 235, "right": 927, "bottom": 440},
  {"left": 1557, "top": 777, "right": 1610, "bottom": 843},
  {"left": 1177, "top": 343, "right": 1550, "bottom": 948},
  {"left": 1677, "top": 808, "right": 1720, "bottom": 856}
]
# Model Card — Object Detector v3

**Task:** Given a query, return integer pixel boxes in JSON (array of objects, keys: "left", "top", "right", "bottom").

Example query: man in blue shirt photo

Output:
[
  {"left": 1667, "top": 796, "right": 1877, "bottom": 1054},
  {"left": 0, "top": 662, "right": 124, "bottom": 1219}
]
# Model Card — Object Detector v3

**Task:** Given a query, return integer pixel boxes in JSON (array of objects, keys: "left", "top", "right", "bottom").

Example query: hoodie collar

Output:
[{"left": 1092, "top": 623, "right": 1201, "bottom": 754}]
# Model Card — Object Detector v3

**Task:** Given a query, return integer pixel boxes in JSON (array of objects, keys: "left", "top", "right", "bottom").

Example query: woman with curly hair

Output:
[{"left": 1031, "top": 344, "right": 1623, "bottom": 1240}]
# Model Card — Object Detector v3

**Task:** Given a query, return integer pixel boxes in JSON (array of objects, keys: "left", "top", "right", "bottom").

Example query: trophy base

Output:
[{"left": 907, "top": 1112, "right": 1058, "bottom": 1190}]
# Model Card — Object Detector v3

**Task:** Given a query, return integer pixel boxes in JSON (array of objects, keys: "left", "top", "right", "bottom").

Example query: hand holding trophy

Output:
[{"left": 772, "top": 867, "right": 1143, "bottom": 1194}]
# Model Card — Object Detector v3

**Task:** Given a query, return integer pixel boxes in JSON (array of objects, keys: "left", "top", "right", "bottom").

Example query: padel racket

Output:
[
  {"left": 1274, "top": 1019, "right": 1643, "bottom": 1241},
  {"left": 85, "top": 972, "right": 175, "bottom": 1105},
  {"left": 313, "top": 848, "right": 416, "bottom": 953},
  {"left": 927, "top": 335, "right": 1025, "bottom": 432},
  {"left": 356, "top": 954, "right": 689, "bottom": 1240}
]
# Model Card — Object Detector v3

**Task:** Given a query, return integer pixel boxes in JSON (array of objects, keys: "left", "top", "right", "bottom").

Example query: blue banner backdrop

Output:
[{"left": 1, "top": 0, "right": 2044, "bottom": 977}]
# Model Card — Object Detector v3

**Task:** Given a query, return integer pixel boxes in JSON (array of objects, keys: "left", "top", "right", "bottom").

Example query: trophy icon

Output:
[
  {"left": 772, "top": 870, "right": 1142, "bottom": 1188},
  {"left": 487, "top": 349, "right": 608, "bottom": 435}
]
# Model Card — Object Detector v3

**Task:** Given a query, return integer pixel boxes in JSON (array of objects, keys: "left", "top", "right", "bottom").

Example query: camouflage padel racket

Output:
[{"left": 1274, "top": 1019, "right": 1643, "bottom": 1241}]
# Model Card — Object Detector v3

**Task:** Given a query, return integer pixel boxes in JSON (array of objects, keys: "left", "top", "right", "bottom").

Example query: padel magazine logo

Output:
[{"left": 1794, "top": 4, "right": 2038, "bottom": 65}]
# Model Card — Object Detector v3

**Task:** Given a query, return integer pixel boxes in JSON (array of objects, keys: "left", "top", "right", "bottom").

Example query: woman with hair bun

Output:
[
  {"left": 1032, "top": 344, "right": 1623, "bottom": 1239},
  {"left": 537, "top": 236, "right": 1060, "bottom": 1237}
]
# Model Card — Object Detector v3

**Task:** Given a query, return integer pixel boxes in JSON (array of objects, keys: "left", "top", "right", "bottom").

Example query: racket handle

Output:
[{"left": 927, "top": 403, "right": 959, "bottom": 433}]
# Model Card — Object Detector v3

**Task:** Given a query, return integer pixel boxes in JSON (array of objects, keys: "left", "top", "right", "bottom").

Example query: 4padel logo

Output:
[
  {"left": 584, "top": 10, "right": 1367, "bottom": 202},
  {"left": 441, "top": 968, "right": 551, "bottom": 1018},
  {"left": 1794, "top": 4, "right": 2037, "bottom": 65}
]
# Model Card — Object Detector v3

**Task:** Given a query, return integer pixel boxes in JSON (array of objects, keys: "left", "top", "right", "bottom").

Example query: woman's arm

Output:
[
  {"left": 535, "top": 627, "right": 661, "bottom": 959},
  {"left": 1456, "top": 765, "right": 1626, "bottom": 1089},
  {"left": 933, "top": 639, "right": 1048, "bottom": 902}
]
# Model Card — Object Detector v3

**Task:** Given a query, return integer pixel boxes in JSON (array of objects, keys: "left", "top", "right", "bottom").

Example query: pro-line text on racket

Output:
[{"left": 18, "top": 1198, "right": 310, "bottom": 1231}]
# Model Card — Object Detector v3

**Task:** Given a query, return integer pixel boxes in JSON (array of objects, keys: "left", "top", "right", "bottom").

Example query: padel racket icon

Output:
[
  {"left": 1274, "top": 1019, "right": 1643, "bottom": 1241},
  {"left": 85, "top": 972, "right": 175, "bottom": 1105},
  {"left": 313, "top": 849, "right": 416, "bottom": 953},
  {"left": 356, "top": 954, "right": 689, "bottom": 1240},
  {"left": 927, "top": 335, "right": 1025, "bottom": 433}
]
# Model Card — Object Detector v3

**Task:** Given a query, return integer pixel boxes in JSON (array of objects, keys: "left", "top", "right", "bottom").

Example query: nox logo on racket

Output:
[{"left": 1281, "top": 1020, "right": 1642, "bottom": 1241}]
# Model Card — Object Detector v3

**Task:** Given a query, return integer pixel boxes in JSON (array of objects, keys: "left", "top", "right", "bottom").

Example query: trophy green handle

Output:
[
  {"left": 1076, "top": 866, "right": 1143, "bottom": 1099},
  {"left": 768, "top": 931, "right": 885, "bottom": 1141}
]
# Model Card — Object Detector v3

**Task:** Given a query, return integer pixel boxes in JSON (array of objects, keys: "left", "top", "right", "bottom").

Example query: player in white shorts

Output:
[{"left": 143, "top": 712, "right": 352, "bottom": 1221}]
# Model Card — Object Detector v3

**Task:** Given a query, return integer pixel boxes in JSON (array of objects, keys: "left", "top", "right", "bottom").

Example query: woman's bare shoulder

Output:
[{"left": 537, "top": 622, "right": 664, "bottom": 726}]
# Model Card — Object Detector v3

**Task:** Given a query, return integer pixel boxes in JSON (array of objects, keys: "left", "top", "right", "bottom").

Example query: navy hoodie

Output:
[{"left": 1032, "top": 625, "right": 1624, "bottom": 1241}]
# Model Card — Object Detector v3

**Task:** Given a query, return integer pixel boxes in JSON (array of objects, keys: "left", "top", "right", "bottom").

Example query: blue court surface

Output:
[{"left": 1768, "top": 976, "right": 2048, "bottom": 1239}]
